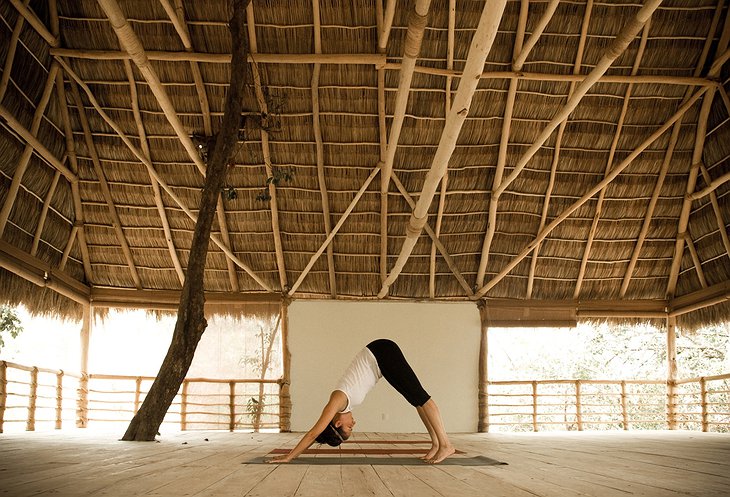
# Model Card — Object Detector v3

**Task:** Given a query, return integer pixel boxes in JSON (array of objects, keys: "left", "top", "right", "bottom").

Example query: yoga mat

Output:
[
  {"left": 268, "top": 448, "right": 466, "bottom": 455},
  {"left": 245, "top": 455, "right": 507, "bottom": 466}
]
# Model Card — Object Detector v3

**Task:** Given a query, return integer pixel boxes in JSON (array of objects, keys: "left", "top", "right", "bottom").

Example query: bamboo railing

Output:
[
  {"left": 487, "top": 375, "right": 730, "bottom": 432},
  {"left": 2, "top": 360, "right": 728, "bottom": 434},
  {"left": 0, "top": 361, "right": 284, "bottom": 433}
]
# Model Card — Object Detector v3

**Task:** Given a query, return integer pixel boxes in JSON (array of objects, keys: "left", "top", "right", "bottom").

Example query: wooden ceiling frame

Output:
[
  {"left": 429, "top": 0, "right": 456, "bottom": 299},
  {"left": 69, "top": 81, "right": 143, "bottom": 289},
  {"left": 573, "top": 21, "right": 652, "bottom": 299},
  {"left": 473, "top": 0, "right": 664, "bottom": 299},
  {"left": 527, "top": 0, "right": 594, "bottom": 298},
  {"left": 0, "top": 2, "right": 25, "bottom": 101},
  {"left": 96, "top": 0, "right": 242, "bottom": 293},
  {"left": 473, "top": 86, "right": 710, "bottom": 300},
  {"left": 378, "top": 0, "right": 508, "bottom": 299},
  {"left": 379, "top": 0, "right": 431, "bottom": 291},
  {"left": 310, "top": 0, "right": 335, "bottom": 297},
  {"left": 56, "top": 59, "right": 274, "bottom": 292},
  {"left": 618, "top": 1, "right": 727, "bottom": 297},
  {"left": 246, "top": 2, "right": 288, "bottom": 293},
  {"left": 123, "top": 60, "right": 185, "bottom": 286}
]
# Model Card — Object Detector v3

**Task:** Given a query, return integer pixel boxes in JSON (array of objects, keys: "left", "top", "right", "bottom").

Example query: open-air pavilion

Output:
[{"left": 1, "top": 0, "right": 729, "bottom": 495}]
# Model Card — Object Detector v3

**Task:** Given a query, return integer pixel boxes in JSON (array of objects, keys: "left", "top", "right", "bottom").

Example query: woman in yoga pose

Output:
[{"left": 268, "top": 338, "right": 455, "bottom": 464}]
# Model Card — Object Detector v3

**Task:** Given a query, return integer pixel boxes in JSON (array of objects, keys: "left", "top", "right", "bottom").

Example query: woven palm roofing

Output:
[{"left": 0, "top": 0, "right": 729, "bottom": 328}]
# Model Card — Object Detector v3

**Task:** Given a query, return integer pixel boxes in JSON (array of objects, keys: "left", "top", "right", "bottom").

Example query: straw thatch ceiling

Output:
[{"left": 0, "top": 0, "right": 729, "bottom": 328}]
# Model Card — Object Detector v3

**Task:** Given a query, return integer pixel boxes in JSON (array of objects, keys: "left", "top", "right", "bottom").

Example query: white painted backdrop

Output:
[{"left": 289, "top": 300, "right": 481, "bottom": 433}]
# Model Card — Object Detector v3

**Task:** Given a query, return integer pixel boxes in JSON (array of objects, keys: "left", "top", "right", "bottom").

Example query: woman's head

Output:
[{"left": 315, "top": 412, "right": 356, "bottom": 447}]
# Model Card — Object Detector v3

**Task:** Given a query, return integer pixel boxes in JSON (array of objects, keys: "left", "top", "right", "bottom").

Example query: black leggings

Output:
[{"left": 366, "top": 339, "right": 431, "bottom": 407}]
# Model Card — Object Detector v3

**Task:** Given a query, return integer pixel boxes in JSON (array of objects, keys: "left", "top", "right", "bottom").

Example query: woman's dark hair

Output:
[{"left": 315, "top": 423, "right": 347, "bottom": 447}]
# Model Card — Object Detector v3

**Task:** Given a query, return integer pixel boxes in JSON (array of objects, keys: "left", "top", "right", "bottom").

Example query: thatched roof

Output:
[{"left": 0, "top": 0, "right": 728, "bottom": 330}]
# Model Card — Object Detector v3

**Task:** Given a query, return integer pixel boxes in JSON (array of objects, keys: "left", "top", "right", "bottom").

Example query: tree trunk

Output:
[{"left": 122, "top": 0, "right": 251, "bottom": 441}]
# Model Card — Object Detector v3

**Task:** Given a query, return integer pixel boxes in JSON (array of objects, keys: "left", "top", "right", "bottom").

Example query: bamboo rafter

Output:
[
  {"left": 57, "top": 60, "right": 273, "bottom": 292},
  {"left": 8, "top": 0, "right": 59, "bottom": 47},
  {"left": 0, "top": 0, "right": 27, "bottom": 102},
  {"left": 123, "top": 60, "right": 185, "bottom": 286},
  {"left": 573, "top": 20, "right": 651, "bottom": 299},
  {"left": 69, "top": 81, "right": 143, "bottom": 289},
  {"left": 96, "top": 0, "right": 242, "bottom": 292},
  {"left": 378, "top": 0, "right": 508, "bottom": 299}
]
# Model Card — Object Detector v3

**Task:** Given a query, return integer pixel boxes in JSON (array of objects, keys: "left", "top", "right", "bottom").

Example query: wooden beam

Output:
[
  {"left": 378, "top": 0, "right": 507, "bottom": 299},
  {"left": 123, "top": 60, "right": 185, "bottom": 286},
  {"left": 57, "top": 59, "right": 273, "bottom": 292},
  {"left": 90, "top": 287, "right": 281, "bottom": 309},
  {"left": 477, "top": 301, "right": 489, "bottom": 432},
  {"left": 0, "top": 240, "right": 90, "bottom": 304},
  {"left": 380, "top": 0, "right": 431, "bottom": 294},
  {"left": 684, "top": 233, "right": 708, "bottom": 288},
  {"left": 288, "top": 164, "right": 381, "bottom": 297},
  {"left": 309, "top": 0, "right": 335, "bottom": 296},
  {"left": 31, "top": 171, "right": 61, "bottom": 257},
  {"left": 377, "top": 0, "right": 396, "bottom": 52},
  {"left": 69, "top": 81, "right": 143, "bottom": 289},
  {"left": 0, "top": 62, "right": 60, "bottom": 237},
  {"left": 476, "top": 0, "right": 530, "bottom": 288},
  {"left": 473, "top": 87, "right": 709, "bottom": 300},
  {"left": 697, "top": 164, "right": 730, "bottom": 261},
  {"left": 669, "top": 280, "right": 730, "bottom": 317},
  {"left": 8, "top": 0, "right": 59, "bottom": 47},
  {"left": 512, "top": 0, "right": 560, "bottom": 71},
  {"left": 574, "top": 21, "right": 651, "bottom": 299},
  {"left": 77, "top": 304, "right": 91, "bottom": 428},
  {"left": 666, "top": 316, "right": 678, "bottom": 430},
  {"left": 0, "top": 104, "right": 77, "bottom": 182},
  {"left": 391, "top": 173, "right": 473, "bottom": 296},
  {"left": 691, "top": 168, "right": 730, "bottom": 200},
  {"left": 666, "top": 90, "right": 716, "bottom": 298},
  {"left": 49, "top": 48, "right": 386, "bottom": 66}
]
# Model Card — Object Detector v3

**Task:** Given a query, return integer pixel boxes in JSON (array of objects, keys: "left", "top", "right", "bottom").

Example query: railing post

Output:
[
  {"left": 532, "top": 381, "right": 538, "bottom": 432},
  {"left": 229, "top": 381, "right": 236, "bottom": 432},
  {"left": 77, "top": 304, "right": 91, "bottom": 428},
  {"left": 56, "top": 370, "right": 64, "bottom": 429},
  {"left": 575, "top": 380, "right": 582, "bottom": 431},
  {"left": 27, "top": 366, "right": 38, "bottom": 431},
  {"left": 666, "top": 316, "right": 678, "bottom": 430},
  {"left": 700, "top": 377, "right": 708, "bottom": 432},
  {"left": 181, "top": 380, "right": 188, "bottom": 431},
  {"left": 0, "top": 361, "right": 7, "bottom": 433},
  {"left": 477, "top": 301, "right": 490, "bottom": 432},
  {"left": 621, "top": 381, "right": 629, "bottom": 430},
  {"left": 76, "top": 373, "right": 88, "bottom": 428},
  {"left": 134, "top": 377, "right": 142, "bottom": 413}
]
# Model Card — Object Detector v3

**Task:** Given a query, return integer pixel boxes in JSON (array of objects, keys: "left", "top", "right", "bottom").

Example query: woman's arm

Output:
[{"left": 267, "top": 390, "right": 347, "bottom": 463}]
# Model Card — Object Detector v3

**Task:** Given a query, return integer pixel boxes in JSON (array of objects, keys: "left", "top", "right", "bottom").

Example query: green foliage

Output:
[{"left": 0, "top": 305, "right": 24, "bottom": 352}]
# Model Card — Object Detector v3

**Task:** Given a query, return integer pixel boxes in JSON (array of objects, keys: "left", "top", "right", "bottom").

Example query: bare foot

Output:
[
  {"left": 420, "top": 445, "right": 439, "bottom": 460},
  {"left": 427, "top": 445, "right": 456, "bottom": 464}
]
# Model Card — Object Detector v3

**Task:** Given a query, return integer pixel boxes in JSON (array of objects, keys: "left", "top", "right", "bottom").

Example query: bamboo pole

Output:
[
  {"left": 279, "top": 300, "right": 291, "bottom": 432},
  {"left": 0, "top": 2, "right": 26, "bottom": 101},
  {"left": 181, "top": 380, "right": 188, "bottom": 430},
  {"left": 0, "top": 105, "right": 77, "bottom": 182},
  {"left": 532, "top": 381, "right": 538, "bottom": 432},
  {"left": 700, "top": 376, "right": 708, "bottom": 432},
  {"left": 574, "top": 22, "right": 651, "bottom": 298},
  {"left": 478, "top": 302, "right": 489, "bottom": 432},
  {"left": 55, "top": 370, "right": 63, "bottom": 429},
  {"left": 685, "top": 234, "right": 708, "bottom": 288},
  {"left": 379, "top": 0, "right": 507, "bottom": 298},
  {"left": 0, "top": 361, "right": 6, "bottom": 433},
  {"left": 8, "top": 0, "right": 59, "bottom": 47},
  {"left": 69, "top": 81, "right": 143, "bottom": 289},
  {"left": 31, "top": 172, "right": 61, "bottom": 257},
  {"left": 575, "top": 380, "right": 583, "bottom": 431},
  {"left": 288, "top": 165, "right": 381, "bottom": 296},
  {"left": 57, "top": 60, "right": 273, "bottom": 292},
  {"left": 512, "top": 0, "right": 560, "bottom": 70},
  {"left": 77, "top": 305, "right": 91, "bottom": 428},
  {"left": 124, "top": 60, "right": 186, "bottom": 286},
  {"left": 473, "top": 86, "right": 709, "bottom": 299},
  {"left": 621, "top": 380, "right": 629, "bottom": 430},
  {"left": 377, "top": 0, "right": 396, "bottom": 52},
  {"left": 696, "top": 163, "right": 730, "bottom": 262},
  {"left": 380, "top": 0, "right": 432, "bottom": 294},
  {"left": 229, "top": 381, "right": 236, "bottom": 432},
  {"left": 309, "top": 0, "right": 335, "bottom": 296},
  {"left": 0, "top": 62, "right": 60, "bottom": 237},
  {"left": 27, "top": 367, "right": 38, "bottom": 431},
  {"left": 666, "top": 316, "right": 678, "bottom": 430},
  {"left": 691, "top": 169, "right": 730, "bottom": 200}
]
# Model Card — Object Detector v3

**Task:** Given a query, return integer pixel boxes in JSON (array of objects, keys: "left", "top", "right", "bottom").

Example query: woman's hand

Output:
[{"left": 266, "top": 454, "right": 292, "bottom": 464}]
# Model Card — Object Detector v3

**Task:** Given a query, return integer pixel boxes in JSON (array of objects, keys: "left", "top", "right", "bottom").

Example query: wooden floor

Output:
[{"left": 1, "top": 429, "right": 729, "bottom": 496}]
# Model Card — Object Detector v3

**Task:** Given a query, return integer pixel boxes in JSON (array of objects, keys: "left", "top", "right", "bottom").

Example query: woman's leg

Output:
[
  {"left": 417, "top": 399, "right": 455, "bottom": 463},
  {"left": 416, "top": 405, "right": 439, "bottom": 459}
]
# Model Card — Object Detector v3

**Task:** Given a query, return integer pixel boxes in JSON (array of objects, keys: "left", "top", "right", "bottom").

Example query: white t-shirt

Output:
[{"left": 334, "top": 347, "right": 382, "bottom": 413}]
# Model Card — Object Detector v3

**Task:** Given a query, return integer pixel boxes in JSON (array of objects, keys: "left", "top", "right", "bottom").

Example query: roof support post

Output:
[
  {"left": 473, "top": 86, "right": 709, "bottom": 300},
  {"left": 378, "top": 0, "right": 507, "bottom": 299}
]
